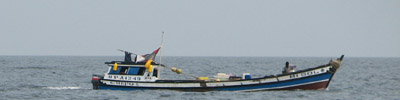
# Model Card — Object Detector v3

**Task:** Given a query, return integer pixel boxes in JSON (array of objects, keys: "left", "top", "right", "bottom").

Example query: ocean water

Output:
[{"left": 0, "top": 56, "right": 399, "bottom": 100}]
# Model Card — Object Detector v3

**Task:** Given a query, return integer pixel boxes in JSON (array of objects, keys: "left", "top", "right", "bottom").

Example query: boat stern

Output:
[{"left": 91, "top": 74, "right": 103, "bottom": 90}]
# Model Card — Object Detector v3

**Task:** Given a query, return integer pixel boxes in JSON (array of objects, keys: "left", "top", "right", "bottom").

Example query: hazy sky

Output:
[{"left": 1, "top": 0, "right": 399, "bottom": 57}]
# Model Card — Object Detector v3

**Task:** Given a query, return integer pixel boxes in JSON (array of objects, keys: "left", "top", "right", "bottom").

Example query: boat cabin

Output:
[{"left": 102, "top": 52, "right": 162, "bottom": 82}]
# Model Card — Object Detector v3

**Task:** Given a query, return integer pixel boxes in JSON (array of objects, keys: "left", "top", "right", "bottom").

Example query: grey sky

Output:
[{"left": 1, "top": 0, "right": 399, "bottom": 57}]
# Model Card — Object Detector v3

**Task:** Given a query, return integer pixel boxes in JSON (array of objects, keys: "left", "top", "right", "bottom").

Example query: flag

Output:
[
  {"left": 135, "top": 55, "right": 145, "bottom": 62},
  {"left": 135, "top": 47, "right": 161, "bottom": 63}
]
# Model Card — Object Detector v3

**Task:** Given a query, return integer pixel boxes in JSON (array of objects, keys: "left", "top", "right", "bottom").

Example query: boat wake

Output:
[{"left": 43, "top": 86, "right": 83, "bottom": 90}]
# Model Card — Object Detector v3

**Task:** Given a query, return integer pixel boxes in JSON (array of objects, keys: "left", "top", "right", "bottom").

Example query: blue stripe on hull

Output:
[
  {"left": 217, "top": 73, "right": 333, "bottom": 91},
  {"left": 98, "top": 85, "right": 145, "bottom": 91},
  {"left": 97, "top": 73, "right": 332, "bottom": 91}
]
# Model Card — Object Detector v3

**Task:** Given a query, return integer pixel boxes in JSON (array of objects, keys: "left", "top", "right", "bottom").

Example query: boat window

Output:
[
  {"left": 108, "top": 67, "right": 130, "bottom": 74},
  {"left": 108, "top": 67, "right": 121, "bottom": 74},
  {"left": 138, "top": 67, "right": 146, "bottom": 75},
  {"left": 127, "top": 67, "right": 140, "bottom": 75},
  {"left": 152, "top": 69, "right": 158, "bottom": 77},
  {"left": 119, "top": 67, "right": 129, "bottom": 74},
  {"left": 127, "top": 67, "right": 147, "bottom": 75}
]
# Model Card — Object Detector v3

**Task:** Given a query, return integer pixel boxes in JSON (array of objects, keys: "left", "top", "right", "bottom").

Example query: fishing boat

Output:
[{"left": 91, "top": 48, "right": 344, "bottom": 91}]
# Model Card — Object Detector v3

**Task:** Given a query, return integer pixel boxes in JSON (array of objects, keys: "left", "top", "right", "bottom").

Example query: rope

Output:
[{"left": 181, "top": 72, "right": 199, "bottom": 79}]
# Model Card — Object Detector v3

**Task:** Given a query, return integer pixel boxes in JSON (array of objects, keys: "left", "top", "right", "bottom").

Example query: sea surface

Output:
[{"left": 0, "top": 56, "right": 399, "bottom": 100}]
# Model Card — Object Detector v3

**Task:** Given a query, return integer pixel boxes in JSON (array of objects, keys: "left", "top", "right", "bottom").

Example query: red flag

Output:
[{"left": 142, "top": 47, "right": 161, "bottom": 62}]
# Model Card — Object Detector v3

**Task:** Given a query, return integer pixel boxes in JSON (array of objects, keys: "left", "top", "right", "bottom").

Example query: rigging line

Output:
[
  {"left": 156, "top": 32, "right": 198, "bottom": 79},
  {"left": 181, "top": 72, "right": 199, "bottom": 79}
]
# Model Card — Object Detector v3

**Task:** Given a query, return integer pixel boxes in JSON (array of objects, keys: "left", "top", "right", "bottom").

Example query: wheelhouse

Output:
[
  {"left": 103, "top": 62, "right": 162, "bottom": 82},
  {"left": 101, "top": 51, "right": 163, "bottom": 82}
]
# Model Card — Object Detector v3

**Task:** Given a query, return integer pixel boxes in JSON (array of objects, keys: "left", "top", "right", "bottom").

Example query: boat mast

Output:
[
  {"left": 159, "top": 32, "right": 165, "bottom": 78},
  {"left": 157, "top": 32, "right": 199, "bottom": 79}
]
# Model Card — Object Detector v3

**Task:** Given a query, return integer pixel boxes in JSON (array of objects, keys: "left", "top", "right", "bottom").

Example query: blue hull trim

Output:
[
  {"left": 217, "top": 73, "right": 332, "bottom": 91},
  {"left": 96, "top": 73, "right": 332, "bottom": 91},
  {"left": 98, "top": 85, "right": 145, "bottom": 91}
]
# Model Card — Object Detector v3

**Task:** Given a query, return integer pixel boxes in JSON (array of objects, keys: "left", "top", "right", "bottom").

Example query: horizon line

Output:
[{"left": 0, "top": 54, "right": 399, "bottom": 58}]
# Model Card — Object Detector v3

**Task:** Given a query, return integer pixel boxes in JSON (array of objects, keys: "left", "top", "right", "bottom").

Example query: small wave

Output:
[
  {"left": 43, "top": 86, "right": 81, "bottom": 90},
  {"left": 14, "top": 66, "right": 52, "bottom": 70}
]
